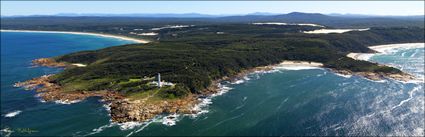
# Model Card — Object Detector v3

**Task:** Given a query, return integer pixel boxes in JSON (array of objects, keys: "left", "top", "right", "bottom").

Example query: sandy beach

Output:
[
  {"left": 369, "top": 43, "right": 424, "bottom": 53},
  {"left": 273, "top": 61, "right": 323, "bottom": 70},
  {"left": 347, "top": 43, "right": 424, "bottom": 61},
  {"left": 278, "top": 61, "right": 323, "bottom": 67},
  {"left": 1, "top": 29, "right": 150, "bottom": 43}
]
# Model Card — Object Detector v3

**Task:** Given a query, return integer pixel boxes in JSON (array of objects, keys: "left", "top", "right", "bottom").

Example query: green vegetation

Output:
[
  {"left": 2, "top": 12, "right": 423, "bottom": 41},
  {"left": 39, "top": 26, "right": 424, "bottom": 99}
]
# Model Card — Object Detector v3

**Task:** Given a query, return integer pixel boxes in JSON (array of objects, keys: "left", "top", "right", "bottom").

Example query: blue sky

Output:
[{"left": 1, "top": 1, "right": 424, "bottom": 16}]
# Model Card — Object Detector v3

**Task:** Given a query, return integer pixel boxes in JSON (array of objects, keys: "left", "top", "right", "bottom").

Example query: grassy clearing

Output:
[{"left": 125, "top": 85, "right": 176, "bottom": 102}]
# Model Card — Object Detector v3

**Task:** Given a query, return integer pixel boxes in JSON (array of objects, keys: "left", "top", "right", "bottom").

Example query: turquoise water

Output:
[{"left": 1, "top": 32, "right": 424, "bottom": 136}]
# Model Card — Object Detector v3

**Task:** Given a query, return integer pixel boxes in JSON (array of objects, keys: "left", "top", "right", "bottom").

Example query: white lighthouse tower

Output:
[{"left": 157, "top": 73, "right": 162, "bottom": 87}]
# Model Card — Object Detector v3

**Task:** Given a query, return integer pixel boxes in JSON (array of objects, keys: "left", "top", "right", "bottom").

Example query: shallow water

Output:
[{"left": 1, "top": 32, "right": 423, "bottom": 136}]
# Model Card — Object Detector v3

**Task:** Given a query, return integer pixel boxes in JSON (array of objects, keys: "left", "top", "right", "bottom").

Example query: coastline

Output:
[
  {"left": 0, "top": 29, "right": 150, "bottom": 44},
  {"left": 347, "top": 43, "right": 425, "bottom": 61},
  {"left": 345, "top": 43, "right": 424, "bottom": 82},
  {"left": 13, "top": 54, "right": 418, "bottom": 129},
  {"left": 369, "top": 43, "right": 425, "bottom": 53},
  {"left": 14, "top": 59, "right": 324, "bottom": 124},
  {"left": 13, "top": 43, "right": 421, "bottom": 125}
]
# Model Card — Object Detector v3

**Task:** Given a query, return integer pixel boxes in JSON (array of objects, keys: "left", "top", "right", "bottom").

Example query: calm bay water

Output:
[{"left": 1, "top": 32, "right": 423, "bottom": 136}]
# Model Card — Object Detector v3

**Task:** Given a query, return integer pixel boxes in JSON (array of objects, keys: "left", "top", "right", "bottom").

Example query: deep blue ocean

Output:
[{"left": 1, "top": 32, "right": 424, "bottom": 136}]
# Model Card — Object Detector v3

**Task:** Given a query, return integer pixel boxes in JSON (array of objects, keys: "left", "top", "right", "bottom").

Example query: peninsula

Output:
[{"left": 6, "top": 14, "right": 425, "bottom": 123}]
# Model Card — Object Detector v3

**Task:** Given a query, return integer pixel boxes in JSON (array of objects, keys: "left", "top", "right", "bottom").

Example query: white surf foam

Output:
[
  {"left": 0, "top": 127, "right": 14, "bottom": 137},
  {"left": 188, "top": 83, "right": 234, "bottom": 119},
  {"left": 242, "top": 96, "right": 248, "bottom": 102},
  {"left": 390, "top": 86, "right": 420, "bottom": 111},
  {"left": 54, "top": 99, "right": 81, "bottom": 105},
  {"left": 84, "top": 114, "right": 161, "bottom": 136},
  {"left": 231, "top": 79, "right": 245, "bottom": 85},
  {"left": 125, "top": 117, "right": 160, "bottom": 137},
  {"left": 85, "top": 123, "right": 116, "bottom": 136},
  {"left": 118, "top": 121, "right": 145, "bottom": 130},
  {"left": 410, "top": 49, "right": 420, "bottom": 57},
  {"left": 161, "top": 113, "right": 179, "bottom": 126},
  {"left": 4, "top": 110, "right": 22, "bottom": 118},
  {"left": 253, "top": 69, "right": 280, "bottom": 74},
  {"left": 363, "top": 78, "right": 387, "bottom": 83},
  {"left": 369, "top": 43, "right": 424, "bottom": 54}
]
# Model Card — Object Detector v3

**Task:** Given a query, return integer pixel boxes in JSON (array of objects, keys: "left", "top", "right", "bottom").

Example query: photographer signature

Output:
[{"left": 1, "top": 127, "right": 39, "bottom": 136}]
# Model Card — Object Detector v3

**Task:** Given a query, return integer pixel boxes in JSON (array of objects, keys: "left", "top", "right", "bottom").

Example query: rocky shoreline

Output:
[
  {"left": 14, "top": 74, "right": 202, "bottom": 123},
  {"left": 32, "top": 58, "right": 68, "bottom": 67},
  {"left": 17, "top": 58, "right": 212, "bottom": 123},
  {"left": 345, "top": 43, "right": 423, "bottom": 82},
  {"left": 14, "top": 75, "right": 124, "bottom": 104},
  {"left": 331, "top": 69, "right": 416, "bottom": 82},
  {"left": 13, "top": 59, "right": 292, "bottom": 123},
  {"left": 14, "top": 58, "right": 416, "bottom": 123},
  {"left": 92, "top": 62, "right": 280, "bottom": 123}
]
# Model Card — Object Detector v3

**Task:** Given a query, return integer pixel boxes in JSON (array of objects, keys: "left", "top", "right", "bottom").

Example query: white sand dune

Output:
[
  {"left": 1, "top": 29, "right": 150, "bottom": 43},
  {"left": 136, "top": 32, "right": 158, "bottom": 36},
  {"left": 71, "top": 63, "right": 87, "bottom": 67},
  {"left": 151, "top": 25, "right": 193, "bottom": 31},
  {"left": 303, "top": 28, "right": 369, "bottom": 34},
  {"left": 252, "top": 22, "right": 324, "bottom": 27}
]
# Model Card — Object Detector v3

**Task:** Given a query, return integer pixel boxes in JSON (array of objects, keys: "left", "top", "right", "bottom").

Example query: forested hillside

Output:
[{"left": 46, "top": 27, "right": 424, "bottom": 98}]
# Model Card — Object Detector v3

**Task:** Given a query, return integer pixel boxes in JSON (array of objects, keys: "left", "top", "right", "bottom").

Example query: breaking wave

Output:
[{"left": 4, "top": 110, "right": 22, "bottom": 118}]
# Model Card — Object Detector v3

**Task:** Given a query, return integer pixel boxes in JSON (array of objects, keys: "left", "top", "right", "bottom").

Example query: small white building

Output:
[{"left": 157, "top": 73, "right": 162, "bottom": 87}]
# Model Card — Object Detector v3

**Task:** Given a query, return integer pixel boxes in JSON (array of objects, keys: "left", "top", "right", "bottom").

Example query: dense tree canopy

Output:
[{"left": 44, "top": 26, "right": 424, "bottom": 98}]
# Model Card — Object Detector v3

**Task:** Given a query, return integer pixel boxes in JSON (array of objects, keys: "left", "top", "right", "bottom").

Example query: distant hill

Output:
[
  {"left": 54, "top": 13, "right": 225, "bottom": 18},
  {"left": 1, "top": 12, "right": 423, "bottom": 28},
  {"left": 213, "top": 12, "right": 424, "bottom": 28},
  {"left": 328, "top": 13, "right": 424, "bottom": 20},
  {"left": 2, "top": 13, "right": 230, "bottom": 18}
]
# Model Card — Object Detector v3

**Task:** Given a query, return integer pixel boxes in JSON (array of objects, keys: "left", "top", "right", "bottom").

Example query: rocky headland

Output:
[
  {"left": 14, "top": 57, "right": 416, "bottom": 123},
  {"left": 332, "top": 69, "right": 416, "bottom": 82}
]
